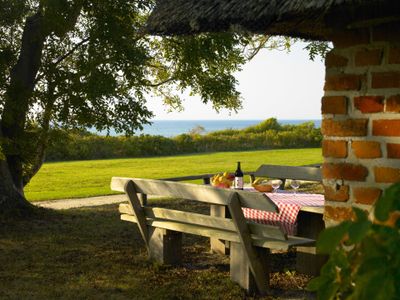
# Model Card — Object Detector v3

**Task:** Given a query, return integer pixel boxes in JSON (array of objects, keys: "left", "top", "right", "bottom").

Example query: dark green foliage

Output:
[
  {"left": 303, "top": 40, "right": 331, "bottom": 61},
  {"left": 307, "top": 183, "right": 400, "bottom": 300},
  {"left": 45, "top": 118, "right": 322, "bottom": 161},
  {"left": 1, "top": 0, "right": 265, "bottom": 198}
]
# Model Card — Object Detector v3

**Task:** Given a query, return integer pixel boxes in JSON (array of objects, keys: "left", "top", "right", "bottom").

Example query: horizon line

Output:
[{"left": 149, "top": 118, "right": 322, "bottom": 121}]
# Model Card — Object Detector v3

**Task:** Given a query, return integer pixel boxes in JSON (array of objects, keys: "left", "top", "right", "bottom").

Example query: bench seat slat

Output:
[
  {"left": 120, "top": 213, "right": 314, "bottom": 250},
  {"left": 119, "top": 203, "right": 287, "bottom": 241},
  {"left": 112, "top": 177, "right": 278, "bottom": 213}
]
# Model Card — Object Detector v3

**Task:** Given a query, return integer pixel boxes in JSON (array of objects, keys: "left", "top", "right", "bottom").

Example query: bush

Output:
[
  {"left": 307, "top": 183, "right": 400, "bottom": 299},
  {"left": 45, "top": 118, "right": 322, "bottom": 161}
]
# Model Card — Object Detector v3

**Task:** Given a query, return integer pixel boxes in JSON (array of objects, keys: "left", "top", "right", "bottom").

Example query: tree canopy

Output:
[{"left": 0, "top": 0, "right": 328, "bottom": 213}]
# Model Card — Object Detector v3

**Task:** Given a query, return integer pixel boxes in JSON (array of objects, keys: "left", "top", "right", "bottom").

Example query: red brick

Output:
[
  {"left": 371, "top": 72, "right": 400, "bottom": 89},
  {"left": 374, "top": 167, "right": 400, "bottom": 183},
  {"left": 322, "top": 119, "right": 368, "bottom": 137},
  {"left": 324, "top": 206, "right": 355, "bottom": 222},
  {"left": 325, "top": 74, "right": 363, "bottom": 91},
  {"left": 372, "top": 23, "right": 400, "bottom": 43},
  {"left": 325, "top": 52, "right": 348, "bottom": 68},
  {"left": 321, "top": 96, "right": 347, "bottom": 114},
  {"left": 353, "top": 187, "right": 382, "bottom": 205},
  {"left": 386, "top": 95, "right": 400, "bottom": 112},
  {"left": 387, "top": 143, "right": 400, "bottom": 158},
  {"left": 354, "top": 96, "right": 384, "bottom": 113},
  {"left": 322, "top": 140, "right": 348, "bottom": 158},
  {"left": 388, "top": 46, "right": 400, "bottom": 64},
  {"left": 324, "top": 185, "right": 349, "bottom": 202},
  {"left": 331, "top": 30, "right": 370, "bottom": 48},
  {"left": 355, "top": 49, "right": 382, "bottom": 66},
  {"left": 351, "top": 141, "right": 382, "bottom": 158},
  {"left": 373, "top": 120, "right": 400, "bottom": 136},
  {"left": 323, "top": 163, "right": 369, "bottom": 181}
]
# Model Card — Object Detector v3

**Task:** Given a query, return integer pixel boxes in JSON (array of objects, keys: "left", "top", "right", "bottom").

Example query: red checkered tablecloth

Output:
[{"left": 242, "top": 191, "right": 324, "bottom": 236}]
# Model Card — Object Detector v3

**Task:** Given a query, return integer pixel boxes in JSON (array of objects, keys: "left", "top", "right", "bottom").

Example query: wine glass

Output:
[
  {"left": 290, "top": 179, "right": 300, "bottom": 195},
  {"left": 271, "top": 179, "right": 282, "bottom": 193}
]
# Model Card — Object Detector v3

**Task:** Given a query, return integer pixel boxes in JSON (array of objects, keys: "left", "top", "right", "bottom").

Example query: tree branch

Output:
[
  {"left": 246, "top": 35, "right": 271, "bottom": 61},
  {"left": 53, "top": 37, "right": 89, "bottom": 65},
  {"left": 34, "top": 37, "right": 89, "bottom": 84},
  {"left": 145, "top": 77, "right": 176, "bottom": 87}
]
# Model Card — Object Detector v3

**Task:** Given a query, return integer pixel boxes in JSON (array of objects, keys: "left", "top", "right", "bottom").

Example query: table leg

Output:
[
  {"left": 210, "top": 204, "right": 230, "bottom": 255},
  {"left": 296, "top": 211, "right": 327, "bottom": 276},
  {"left": 230, "top": 242, "right": 270, "bottom": 295}
]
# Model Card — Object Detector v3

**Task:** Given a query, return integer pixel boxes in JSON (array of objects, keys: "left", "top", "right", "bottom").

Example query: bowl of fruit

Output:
[
  {"left": 211, "top": 172, "right": 234, "bottom": 188},
  {"left": 252, "top": 178, "right": 273, "bottom": 192}
]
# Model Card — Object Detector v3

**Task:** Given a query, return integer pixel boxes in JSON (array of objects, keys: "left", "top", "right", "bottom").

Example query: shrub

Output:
[
  {"left": 45, "top": 118, "right": 322, "bottom": 161},
  {"left": 308, "top": 183, "right": 400, "bottom": 299}
]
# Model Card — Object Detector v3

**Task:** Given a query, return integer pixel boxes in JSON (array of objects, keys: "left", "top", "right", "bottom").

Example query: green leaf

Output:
[
  {"left": 306, "top": 276, "right": 330, "bottom": 291},
  {"left": 348, "top": 220, "right": 371, "bottom": 243},
  {"left": 0, "top": 144, "right": 4, "bottom": 160},
  {"left": 357, "top": 257, "right": 389, "bottom": 274},
  {"left": 353, "top": 207, "right": 368, "bottom": 222},
  {"left": 316, "top": 221, "right": 351, "bottom": 254},
  {"left": 375, "top": 183, "right": 400, "bottom": 221},
  {"left": 307, "top": 274, "right": 341, "bottom": 300},
  {"left": 319, "top": 282, "right": 340, "bottom": 300},
  {"left": 354, "top": 272, "right": 395, "bottom": 300}
]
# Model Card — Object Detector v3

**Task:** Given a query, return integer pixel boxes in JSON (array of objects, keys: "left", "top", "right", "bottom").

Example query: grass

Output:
[
  {"left": 25, "top": 148, "right": 322, "bottom": 201},
  {"left": 0, "top": 199, "right": 315, "bottom": 299}
]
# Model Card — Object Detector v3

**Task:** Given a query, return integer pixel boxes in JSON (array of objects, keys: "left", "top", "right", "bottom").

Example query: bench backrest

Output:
[
  {"left": 254, "top": 164, "right": 322, "bottom": 182},
  {"left": 111, "top": 177, "right": 278, "bottom": 212},
  {"left": 111, "top": 177, "right": 292, "bottom": 244}
]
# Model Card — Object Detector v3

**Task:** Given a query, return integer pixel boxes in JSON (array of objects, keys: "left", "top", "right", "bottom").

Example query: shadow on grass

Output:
[{"left": 0, "top": 201, "right": 315, "bottom": 299}]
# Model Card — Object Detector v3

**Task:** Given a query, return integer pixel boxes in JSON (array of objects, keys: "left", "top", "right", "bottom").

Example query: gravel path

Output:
[
  {"left": 34, "top": 194, "right": 165, "bottom": 210},
  {"left": 35, "top": 194, "right": 127, "bottom": 210}
]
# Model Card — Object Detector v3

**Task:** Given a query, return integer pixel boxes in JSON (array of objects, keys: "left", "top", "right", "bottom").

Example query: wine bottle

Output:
[{"left": 234, "top": 161, "right": 244, "bottom": 190}]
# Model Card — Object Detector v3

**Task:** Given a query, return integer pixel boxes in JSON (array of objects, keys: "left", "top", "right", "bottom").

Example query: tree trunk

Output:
[
  {"left": 0, "top": 159, "right": 34, "bottom": 215},
  {"left": 0, "top": 10, "right": 45, "bottom": 214}
]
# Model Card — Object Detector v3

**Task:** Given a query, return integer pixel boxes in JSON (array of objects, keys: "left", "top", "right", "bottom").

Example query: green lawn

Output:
[{"left": 25, "top": 148, "right": 322, "bottom": 201}]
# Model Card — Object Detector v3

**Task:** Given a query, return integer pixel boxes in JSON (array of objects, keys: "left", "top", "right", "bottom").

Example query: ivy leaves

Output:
[{"left": 308, "top": 183, "right": 400, "bottom": 300}]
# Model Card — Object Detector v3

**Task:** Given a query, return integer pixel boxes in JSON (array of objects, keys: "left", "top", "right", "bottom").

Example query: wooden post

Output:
[
  {"left": 249, "top": 174, "right": 255, "bottom": 183},
  {"left": 148, "top": 227, "right": 182, "bottom": 265},
  {"left": 296, "top": 211, "right": 327, "bottom": 275},
  {"left": 230, "top": 242, "right": 270, "bottom": 295},
  {"left": 210, "top": 204, "right": 230, "bottom": 255},
  {"left": 202, "top": 177, "right": 211, "bottom": 184},
  {"left": 125, "top": 180, "right": 182, "bottom": 265},
  {"left": 124, "top": 181, "right": 149, "bottom": 251},
  {"left": 227, "top": 193, "right": 270, "bottom": 295},
  {"left": 139, "top": 193, "right": 147, "bottom": 206}
]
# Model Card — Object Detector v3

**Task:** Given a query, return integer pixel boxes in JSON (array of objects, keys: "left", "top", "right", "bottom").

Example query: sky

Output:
[{"left": 146, "top": 41, "right": 326, "bottom": 120}]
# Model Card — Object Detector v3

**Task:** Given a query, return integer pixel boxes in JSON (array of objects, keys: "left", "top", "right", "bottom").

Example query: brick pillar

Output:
[{"left": 322, "top": 23, "right": 400, "bottom": 225}]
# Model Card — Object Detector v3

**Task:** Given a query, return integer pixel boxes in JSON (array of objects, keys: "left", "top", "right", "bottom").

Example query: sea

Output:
[{"left": 98, "top": 119, "right": 321, "bottom": 137}]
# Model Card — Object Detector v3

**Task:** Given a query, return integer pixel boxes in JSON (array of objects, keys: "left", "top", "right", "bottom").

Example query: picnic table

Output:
[
  {"left": 162, "top": 164, "right": 326, "bottom": 275},
  {"left": 241, "top": 189, "right": 326, "bottom": 275},
  {"left": 112, "top": 177, "right": 315, "bottom": 294},
  {"left": 242, "top": 189, "right": 324, "bottom": 236},
  {"left": 209, "top": 188, "right": 326, "bottom": 276}
]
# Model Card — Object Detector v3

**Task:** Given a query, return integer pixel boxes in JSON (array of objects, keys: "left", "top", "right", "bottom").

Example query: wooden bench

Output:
[
  {"left": 254, "top": 164, "right": 322, "bottom": 188},
  {"left": 111, "top": 177, "right": 314, "bottom": 295}
]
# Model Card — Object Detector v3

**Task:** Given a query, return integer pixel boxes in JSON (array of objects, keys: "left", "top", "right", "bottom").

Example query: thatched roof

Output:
[{"left": 146, "top": 0, "right": 400, "bottom": 40}]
